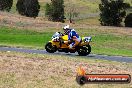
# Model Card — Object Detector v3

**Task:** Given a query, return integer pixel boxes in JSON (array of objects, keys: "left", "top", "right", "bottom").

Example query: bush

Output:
[
  {"left": 45, "top": 3, "right": 53, "bottom": 20},
  {"left": 125, "top": 13, "right": 132, "bottom": 27},
  {"left": 45, "top": 0, "right": 65, "bottom": 22},
  {"left": 0, "top": 0, "right": 13, "bottom": 12},
  {"left": 99, "top": 0, "right": 130, "bottom": 26},
  {"left": 16, "top": 0, "right": 40, "bottom": 18}
]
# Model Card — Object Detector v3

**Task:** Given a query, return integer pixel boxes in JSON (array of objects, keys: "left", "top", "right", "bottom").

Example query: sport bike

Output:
[{"left": 45, "top": 32, "right": 91, "bottom": 56}]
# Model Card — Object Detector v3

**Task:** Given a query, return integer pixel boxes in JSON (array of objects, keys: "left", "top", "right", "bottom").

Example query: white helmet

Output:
[
  {"left": 63, "top": 25, "right": 71, "bottom": 35},
  {"left": 63, "top": 25, "right": 70, "bottom": 30}
]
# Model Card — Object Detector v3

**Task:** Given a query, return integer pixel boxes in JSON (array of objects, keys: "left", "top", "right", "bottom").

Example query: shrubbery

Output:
[
  {"left": 0, "top": 0, "right": 13, "bottom": 12},
  {"left": 125, "top": 13, "right": 132, "bottom": 27},
  {"left": 16, "top": 0, "right": 40, "bottom": 18},
  {"left": 99, "top": 0, "right": 130, "bottom": 26},
  {"left": 45, "top": 0, "right": 65, "bottom": 22}
]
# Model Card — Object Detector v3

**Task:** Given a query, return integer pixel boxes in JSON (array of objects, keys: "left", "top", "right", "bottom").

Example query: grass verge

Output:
[
  {"left": 0, "top": 26, "right": 132, "bottom": 56},
  {"left": 0, "top": 51, "right": 132, "bottom": 88},
  {"left": 0, "top": 26, "right": 52, "bottom": 49}
]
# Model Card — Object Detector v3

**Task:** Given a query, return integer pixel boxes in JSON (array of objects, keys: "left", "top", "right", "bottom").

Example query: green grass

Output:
[
  {"left": 92, "top": 34, "right": 132, "bottom": 56},
  {"left": 0, "top": 26, "right": 132, "bottom": 56},
  {"left": 77, "top": 28, "right": 132, "bottom": 56},
  {"left": 0, "top": 26, "right": 53, "bottom": 48}
]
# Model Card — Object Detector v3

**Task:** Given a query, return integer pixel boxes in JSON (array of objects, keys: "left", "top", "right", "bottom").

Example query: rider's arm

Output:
[{"left": 68, "top": 32, "right": 72, "bottom": 40}]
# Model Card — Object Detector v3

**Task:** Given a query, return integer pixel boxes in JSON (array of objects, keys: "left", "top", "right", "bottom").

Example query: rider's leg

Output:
[
  {"left": 69, "top": 42, "right": 75, "bottom": 49},
  {"left": 73, "top": 37, "right": 81, "bottom": 47}
]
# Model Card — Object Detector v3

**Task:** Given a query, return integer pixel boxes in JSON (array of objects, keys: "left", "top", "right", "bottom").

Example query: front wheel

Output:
[
  {"left": 77, "top": 45, "right": 91, "bottom": 56},
  {"left": 45, "top": 42, "right": 57, "bottom": 53}
]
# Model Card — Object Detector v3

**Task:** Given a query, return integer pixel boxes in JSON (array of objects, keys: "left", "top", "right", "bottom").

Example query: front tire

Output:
[{"left": 45, "top": 42, "right": 57, "bottom": 53}]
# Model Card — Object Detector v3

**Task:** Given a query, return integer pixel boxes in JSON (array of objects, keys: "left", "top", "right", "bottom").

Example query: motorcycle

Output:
[{"left": 45, "top": 32, "right": 92, "bottom": 56}]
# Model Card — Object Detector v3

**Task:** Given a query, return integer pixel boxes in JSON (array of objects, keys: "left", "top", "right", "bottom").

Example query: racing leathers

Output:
[{"left": 68, "top": 29, "right": 81, "bottom": 49}]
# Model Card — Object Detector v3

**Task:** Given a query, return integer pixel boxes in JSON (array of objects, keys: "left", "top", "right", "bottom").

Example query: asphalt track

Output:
[{"left": 0, "top": 47, "right": 132, "bottom": 63}]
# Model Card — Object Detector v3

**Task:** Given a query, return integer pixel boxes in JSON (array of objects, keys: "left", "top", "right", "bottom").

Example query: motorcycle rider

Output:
[{"left": 63, "top": 25, "right": 81, "bottom": 49}]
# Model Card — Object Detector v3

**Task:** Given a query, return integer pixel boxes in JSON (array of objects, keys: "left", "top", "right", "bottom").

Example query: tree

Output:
[
  {"left": 45, "top": 3, "right": 53, "bottom": 21},
  {"left": 45, "top": 0, "right": 65, "bottom": 22},
  {"left": 99, "top": 0, "right": 130, "bottom": 26},
  {"left": 65, "top": 3, "right": 79, "bottom": 23},
  {"left": 16, "top": 0, "right": 40, "bottom": 18},
  {"left": 0, "top": 0, "right": 13, "bottom": 12},
  {"left": 124, "top": 13, "right": 132, "bottom": 27}
]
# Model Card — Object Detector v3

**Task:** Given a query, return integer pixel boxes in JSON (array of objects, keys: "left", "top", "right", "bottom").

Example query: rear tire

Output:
[
  {"left": 77, "top": 45, "right": 91, "bottom": 56},
  {"left": 45, "top": 42, "right": 57, "bottom": 53},
  {"left": 86, "top": 45, "right": 91, "bottom": 54}
]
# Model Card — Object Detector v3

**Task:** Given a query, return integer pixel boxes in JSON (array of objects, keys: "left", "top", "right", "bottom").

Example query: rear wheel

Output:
[
  {"left": 86, "top": 45, "right": 91, "bottom": 54},
  {"left": 45, "top": 42, "right": 57, "bottom": 53},
  {"left": 77, "top": 45, "right": 91, "bottom": 56}
]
